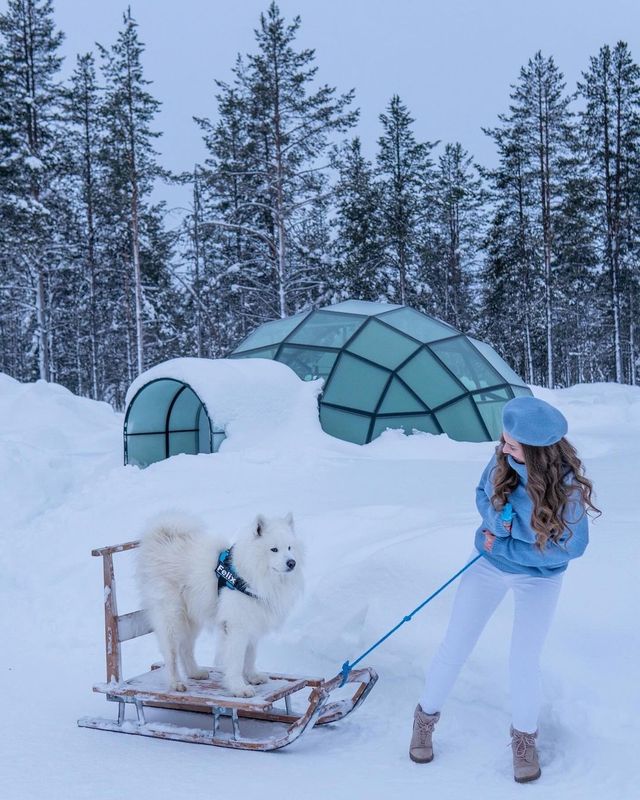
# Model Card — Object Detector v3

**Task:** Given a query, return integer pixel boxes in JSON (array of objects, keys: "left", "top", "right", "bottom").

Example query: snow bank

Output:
[
  {"left": 1, "top": 372, "right": 639, "bottom": 799},
  {"left": 0, "top": 372, "right": 121, "bottom": 525}
]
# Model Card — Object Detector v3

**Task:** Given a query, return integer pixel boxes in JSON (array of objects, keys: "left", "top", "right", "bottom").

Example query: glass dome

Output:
[
  {"left": 229, "top": 300, "right": 532, "bottom": 444},
  {"left": 124, "top": 378, "right": 226, "bottom": 467}
]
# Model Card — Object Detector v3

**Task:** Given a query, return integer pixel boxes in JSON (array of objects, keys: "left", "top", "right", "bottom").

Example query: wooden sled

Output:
[{"left": 77, "top": 540, "right": 378, "bottom": 751}]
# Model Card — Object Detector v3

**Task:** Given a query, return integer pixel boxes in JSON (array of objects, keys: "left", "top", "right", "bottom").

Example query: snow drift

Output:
[{"left": 1, "top": 368, "right": 638, "bottom": 800}]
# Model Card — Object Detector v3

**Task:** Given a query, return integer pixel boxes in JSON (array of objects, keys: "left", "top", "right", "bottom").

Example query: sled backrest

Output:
[{"left": 91, "top": 541, "right": 153, "bottom": 684}]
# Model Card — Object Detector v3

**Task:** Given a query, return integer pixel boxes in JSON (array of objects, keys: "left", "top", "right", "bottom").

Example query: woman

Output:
[{"left": 409, "top": 396, "right": 600, "bottom": 783}]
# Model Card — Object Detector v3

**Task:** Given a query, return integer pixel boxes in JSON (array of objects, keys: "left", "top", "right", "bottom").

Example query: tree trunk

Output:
[
  {"left": 536, "top": 75, "right": 554, "bottom": 387},
  {"left": 125, "top": 43, "right": 144, "bottom": 375},
  {"left": 35, "top": 270, "right": 49, "bottom": 381},
  {"left": 192, "top": 173, "right": 203, "bottom": 359}
]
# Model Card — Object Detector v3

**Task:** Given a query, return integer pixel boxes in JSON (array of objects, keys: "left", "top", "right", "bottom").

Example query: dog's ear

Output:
[
  {"left": 285, "top": 512, "right": 294, "bottom": 528},
  {"left": 255, "top": 514, "right": 266, "bottom": 537}
]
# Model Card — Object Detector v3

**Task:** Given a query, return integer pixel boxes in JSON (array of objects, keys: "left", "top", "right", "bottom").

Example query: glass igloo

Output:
[{"left": 229, "top": 300, "right": 532, "bottom": 444}]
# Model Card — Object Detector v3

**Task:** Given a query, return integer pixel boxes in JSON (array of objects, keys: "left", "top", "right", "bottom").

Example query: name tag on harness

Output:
[{"left": 215, "top": 562, "right": 237, "bottom": 586}]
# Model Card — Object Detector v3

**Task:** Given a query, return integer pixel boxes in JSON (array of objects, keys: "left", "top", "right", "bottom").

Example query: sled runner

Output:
[{"left": 77, "top": 540, "right": 377, "bottom": 751}]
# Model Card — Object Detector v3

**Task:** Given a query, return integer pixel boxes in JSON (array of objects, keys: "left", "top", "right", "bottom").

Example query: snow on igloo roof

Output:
[
  {"left": 320, "top": 299, "right": 403, "bottom": 315},
  {"left": 125, "top": 357, "right": 324, "bottom": 452}
]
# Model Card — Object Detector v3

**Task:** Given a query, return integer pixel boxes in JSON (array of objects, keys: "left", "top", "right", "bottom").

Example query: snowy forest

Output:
[{"left": 1, "top": 0, "right": 639, "bottom": 408}]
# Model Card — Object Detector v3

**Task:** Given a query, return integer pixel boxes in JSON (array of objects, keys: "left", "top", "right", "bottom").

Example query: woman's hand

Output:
[{"left": 483, "top": 530, "right": 496, "bottom": 553}]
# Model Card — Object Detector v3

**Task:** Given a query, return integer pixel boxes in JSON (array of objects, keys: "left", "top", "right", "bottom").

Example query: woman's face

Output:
[{"left": 501, "top": 431, "right": 525, "bottom": 464}]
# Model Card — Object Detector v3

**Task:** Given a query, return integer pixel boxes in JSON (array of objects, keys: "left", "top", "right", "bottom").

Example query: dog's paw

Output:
[
  {"left": 171, "top": 681, "right": 187, "bottom": 692},
  {"left": 227, "top": 683, "right": 256, "bottom": 698},
  {"left": 246, "top": 672, "right": 269, "bottom": 685},
  {"left": 188, "top": 669, "right": 210, "bottom": 681}
]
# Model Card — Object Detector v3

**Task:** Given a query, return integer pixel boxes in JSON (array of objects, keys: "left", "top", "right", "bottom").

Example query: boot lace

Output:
[
  {"left": 414, "top": 713, "right": 437, "bottom": 744},
  {"left": 511, "top": 729, "right": 537, "bottom": 761}
]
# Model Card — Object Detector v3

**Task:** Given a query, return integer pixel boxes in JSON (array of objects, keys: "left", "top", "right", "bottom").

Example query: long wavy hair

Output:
[{"left": 491, "top": 436, "right": 601, "bottom": 550}]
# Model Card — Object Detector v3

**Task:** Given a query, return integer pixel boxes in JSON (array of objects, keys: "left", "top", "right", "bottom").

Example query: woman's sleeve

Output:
[
  {"left": 489, "top": 495, "right": 589, "bottom": 567},
  {"left": 475, "top": 455, "right": 511, "bottom": 537}
]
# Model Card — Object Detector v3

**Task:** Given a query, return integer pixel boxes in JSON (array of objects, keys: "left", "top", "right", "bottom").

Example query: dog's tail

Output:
[{"left": 140, "top": 510, "right": 206, "bottom": 549}]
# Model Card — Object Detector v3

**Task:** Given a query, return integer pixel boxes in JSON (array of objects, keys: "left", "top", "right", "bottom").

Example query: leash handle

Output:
[{"left": 338, "top": 553, "right": 482, "bottom": 686}]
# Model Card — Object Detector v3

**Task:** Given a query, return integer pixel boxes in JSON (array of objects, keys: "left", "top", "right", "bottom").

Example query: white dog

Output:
[{"left": 137, "top": 511, "right": 303, "bottom": 697}]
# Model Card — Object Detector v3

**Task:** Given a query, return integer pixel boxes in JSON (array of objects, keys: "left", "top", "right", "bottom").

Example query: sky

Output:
[{"left": 38, "top": 0, "right": 640, "bottom": 214}]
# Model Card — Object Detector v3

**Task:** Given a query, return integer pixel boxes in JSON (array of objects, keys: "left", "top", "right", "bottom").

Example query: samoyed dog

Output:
[{"left": 137, "top": 511, "right": 303, "bottom": 697}]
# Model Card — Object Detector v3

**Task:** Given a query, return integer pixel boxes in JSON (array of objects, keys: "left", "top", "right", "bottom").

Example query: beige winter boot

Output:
[
  {"left": 409, "top": 704, "right": 440, "bottom": 763},
  {"left": 510, "top": 726, "right": 541, "bottom": 783}
]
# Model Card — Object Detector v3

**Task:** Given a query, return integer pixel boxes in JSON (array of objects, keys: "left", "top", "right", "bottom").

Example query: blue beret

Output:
[{"left": 502, "top": 396, "right": 568, "bottom": 446}]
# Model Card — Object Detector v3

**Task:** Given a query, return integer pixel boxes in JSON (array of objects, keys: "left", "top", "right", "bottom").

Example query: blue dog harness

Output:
[{"left": 215, "top": 548, "right": 257, "bottom": 598}]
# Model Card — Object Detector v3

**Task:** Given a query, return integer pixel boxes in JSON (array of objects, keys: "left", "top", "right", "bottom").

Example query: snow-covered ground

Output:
[{"left": 1, "top": 367, "right": 638, "bottom": 799}]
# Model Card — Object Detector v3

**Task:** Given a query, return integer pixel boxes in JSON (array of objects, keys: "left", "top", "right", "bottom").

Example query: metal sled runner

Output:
[{"left": 77, "top": 541, "right": 377, "bottom": 751}]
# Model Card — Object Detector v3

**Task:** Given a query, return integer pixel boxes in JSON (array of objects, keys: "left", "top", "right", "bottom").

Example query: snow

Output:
[
  {"left": 319, "top": 299, "right": 403, "bottom": 314},
  {"left": 24, "top": 155, "right": 44, "bottom": 170},
  {"left": 1, "top": 365, "right": 639, "bottom": 799}
]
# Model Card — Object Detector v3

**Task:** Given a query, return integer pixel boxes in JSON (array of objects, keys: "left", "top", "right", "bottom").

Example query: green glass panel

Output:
[
  {"left": 197, "top": 407, "right": 212, "bottom": 453},
  {"left": 346, "top": 318, "right": 420, "bottom": 369},
  {"left": 371, "top": 414, "right": 439, "bottom": 439},
  {"left": 429, "top": 337, "right": 503, "bottom": 391},
  {"left": 212, "top": 432, "right": 226, "bottom": 452},
  {"left": 168, "top": 430, "right": 199, "bottom": 457},
  {"left": 229, "top": 346, "right": 279, "bottom": 359},
  {"left": 232, "top": 312, "right": 309, "bottom": 353},
  {"left": 379, "top": 307, "right": 455, "bottom": 342},
  {"left": 126, "top": 379, "right": 184, "bottom": 434},
  {"left": 322, "top": 299, "right": 402, "bottom": 315},
  {"left": 511, "top": 385, "right": 533, "bottom": 397},
  {"left": 473, "top": 387, "right": 513, "bottom": 441},
  {"left": 126, "top": 433, "right": 166, "bottom": 467},
  {"left": 322, "top": 353, "right": 390, "bottom": 412},
  {"left": 378, "top": 377, "right": 426, "bottom": 413},
  {"left": 319, "top": 405, "right": 371, "bottom": 444},
  {"left": 168, "top": 386, "right": 201, "bottom": 431},
  {"left": 435, "top": 396, "right": 488, "bottom": 442},
  {"left": 288, "top": 310, "right": 365, "bottom": 347},
  {"left": 469, "top": 338, "right": 528, "bottom": 388},
  {"left": 276, "top": 346, "right": 338, "bottom": 380},
  {"left": 398, "top": 349, "right": 464, "bottom": 408}
]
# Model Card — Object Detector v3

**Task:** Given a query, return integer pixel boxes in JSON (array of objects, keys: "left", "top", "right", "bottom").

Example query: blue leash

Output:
[{"left": 338, "top": 553, "right": 483, "bottom": 686}]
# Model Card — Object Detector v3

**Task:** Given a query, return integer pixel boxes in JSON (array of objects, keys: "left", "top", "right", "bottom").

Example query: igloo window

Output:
[
  {"left": 319, "top": 405, "right": 372, "bottom": 444},
  {"left": 323, "top": 354, "right": 390, "bottom": 412},
  {"left": 379, "top": 307, "right": 455, "bottom": 343},
  {"left": 429, "top": 337, "right": 504, "bottom": 391},
  {"left": 277, "top": 346, "right": 338, "bottom": 380},
  {"left": 288, "top": 311, "right": 365, "bottom": 348},
  {"left": 232, "top": 313, "right": 308, "bottom": 353},
  {"left": 346, "top": 318, "right": 420, "bottom": 369}
]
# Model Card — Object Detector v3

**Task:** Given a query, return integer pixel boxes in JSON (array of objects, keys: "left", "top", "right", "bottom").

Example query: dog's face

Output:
[{"left": 254, "top": 512, "right": 301, "bottom": 575}]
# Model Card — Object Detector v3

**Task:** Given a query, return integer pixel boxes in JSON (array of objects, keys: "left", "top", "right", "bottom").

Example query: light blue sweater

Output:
[{"left": 474, "top": 453, "right": 589, "bottom": 577}]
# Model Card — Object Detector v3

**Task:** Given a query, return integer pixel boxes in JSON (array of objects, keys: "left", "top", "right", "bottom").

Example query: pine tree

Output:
[
  {"left": 64, "top": 52, "right": 104, "bottom": 398},
  {"left": 551, "top": 119, "right": 603, "bottom": 384},
  {"left": 376, "top": 94, "right": 437, "bottom": 305},
  {"left": 511, "top": 52, "right": 573, "bottom": 387},
  {"left": 329, "top": 137, "right": 386, "bottom": 301},
  {"left": 194, "top": 76, "right": 265, "bottom": 342},
  {"left": 481, "top": 119, "right": 541, "bottom": 385},
  {"left": 577, "top": 42, "right": 640, "bottom": 383},
  {"left": 429, "top": 142, "right": 486, "bottom": 331},
  {"left": 0, "top": 0, "right": 65, "bottom": 381},
  {"left": 482, "top": 52, "right": 573, "bottom": 387},
  {"left": 98, "top": 6, "right": 166, "bottom": 378},
  {"left": 196, "top": 2, "right": 357, "bottom": 326}
]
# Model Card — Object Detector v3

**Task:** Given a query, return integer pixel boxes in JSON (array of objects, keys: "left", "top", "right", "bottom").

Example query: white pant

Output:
[{"left": 420, "top": 551, "right": 563, "bottom": 733}]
